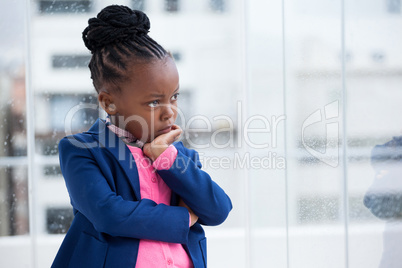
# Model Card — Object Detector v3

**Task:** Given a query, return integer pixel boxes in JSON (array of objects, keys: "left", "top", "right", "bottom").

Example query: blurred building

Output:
[
  {"left": 21, "top": 0, "right": 402, "bottom": 237},
  {"left": 0, "top": 66, "right": 29, "bottom": 236}
]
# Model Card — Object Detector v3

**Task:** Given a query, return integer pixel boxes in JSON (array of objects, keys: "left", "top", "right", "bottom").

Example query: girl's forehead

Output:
[{"left": 122, "top": 58, "right": 179, "bottom": 96}]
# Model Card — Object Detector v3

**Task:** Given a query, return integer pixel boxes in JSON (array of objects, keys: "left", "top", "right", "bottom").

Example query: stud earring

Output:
[{"left": 108, "top": 104, "right": 116, "bottom": 112}]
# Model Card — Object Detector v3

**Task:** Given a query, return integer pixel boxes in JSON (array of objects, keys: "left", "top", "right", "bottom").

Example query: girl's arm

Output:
[
  {"left": 59, "top": 137, "right": 190, "bottom": 243},
  {"left": 156, "top": 142, "right": 233, "bottom": 226}
]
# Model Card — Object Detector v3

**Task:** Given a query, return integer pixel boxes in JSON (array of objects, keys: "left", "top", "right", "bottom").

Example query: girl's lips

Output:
[{"left": 158, "top": 126, "right": 172, "bottom": 134}]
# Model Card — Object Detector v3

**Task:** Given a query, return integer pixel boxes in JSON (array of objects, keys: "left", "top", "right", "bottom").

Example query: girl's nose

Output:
[{"left": 162, "top": 104, "right": 175, "bottom": 120}]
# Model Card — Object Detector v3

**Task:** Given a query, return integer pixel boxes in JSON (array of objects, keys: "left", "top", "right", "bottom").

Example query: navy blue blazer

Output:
[{"left": 52, "top": 119, "right": 232, "bottom": 268}]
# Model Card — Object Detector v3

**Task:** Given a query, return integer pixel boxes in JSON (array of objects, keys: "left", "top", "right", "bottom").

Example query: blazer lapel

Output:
[{"left": 88, "top": 119, "right": 141, "bottom": 200}]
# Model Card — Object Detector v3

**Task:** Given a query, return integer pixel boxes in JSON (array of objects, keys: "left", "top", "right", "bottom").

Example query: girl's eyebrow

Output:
[{"left": 147, "top": 86, "right": 180, "bottom": 98}]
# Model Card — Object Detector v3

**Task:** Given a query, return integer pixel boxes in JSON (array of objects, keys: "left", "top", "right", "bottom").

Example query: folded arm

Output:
[
  {"left": 59, "top": 137, "right": 190, "bottom": 243},
  {"left": 156, "top": 142, "right": 232, "bottom": 226}
]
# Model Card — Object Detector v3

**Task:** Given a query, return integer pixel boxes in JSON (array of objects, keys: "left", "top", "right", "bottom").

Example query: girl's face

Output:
[{"left": 100, "top": 56, "right": 180, "bottom": 143}]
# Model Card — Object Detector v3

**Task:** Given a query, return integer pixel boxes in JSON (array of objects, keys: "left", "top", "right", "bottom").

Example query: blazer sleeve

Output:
[
  {"left": 156, "top": 142, "right": 233, "bottom": 226},
  {"left": 58, "top": 136, "right": 190, "bottom": 243}
]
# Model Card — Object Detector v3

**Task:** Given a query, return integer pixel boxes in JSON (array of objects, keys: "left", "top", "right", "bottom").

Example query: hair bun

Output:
[{"left": 83, "top": 5, "right": 151, "bottom": 53}]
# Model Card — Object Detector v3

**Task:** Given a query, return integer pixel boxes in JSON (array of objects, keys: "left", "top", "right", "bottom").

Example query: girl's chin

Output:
[
  {"left": 145, "top": 133, "right": 163, "bottom": 143},
  {"left": 143, "top": 128, "right": 173, "bottom": 143}
]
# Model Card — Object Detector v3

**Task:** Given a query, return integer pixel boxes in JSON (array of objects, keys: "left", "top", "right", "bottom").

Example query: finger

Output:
[
  {"left": 171, "top": 124, "right": 181, "bottom": 131},
  {"left": 172, "top": 125, "right": 182, "bottom": 140},
  {"left": 165, "top": 128, "right": 182, "bottom": 144},
  {"left": 164, "top": 125, "right": 182, "bottom": 138}
]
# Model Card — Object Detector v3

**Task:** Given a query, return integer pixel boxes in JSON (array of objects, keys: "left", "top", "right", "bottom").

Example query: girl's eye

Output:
[
  {"left": 171, "top": 93, "right": 180, "bottom": 101},
  {"left": 148, "top": 100, "right": 159, "bottom": 108}
]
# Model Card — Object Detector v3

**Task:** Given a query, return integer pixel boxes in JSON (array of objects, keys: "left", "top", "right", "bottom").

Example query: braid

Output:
[{"left": 82, "top": 5, "right": 167, "bottom": 92}]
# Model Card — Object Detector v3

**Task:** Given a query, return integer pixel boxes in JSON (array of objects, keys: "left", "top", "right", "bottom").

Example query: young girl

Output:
[{"left": 52, "top": 5, "right": 232, "bottom": 268}]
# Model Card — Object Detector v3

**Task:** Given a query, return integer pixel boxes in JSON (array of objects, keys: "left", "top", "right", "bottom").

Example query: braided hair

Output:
[{"left": 82, "top": 5, "right": 168, "bottom": 93}]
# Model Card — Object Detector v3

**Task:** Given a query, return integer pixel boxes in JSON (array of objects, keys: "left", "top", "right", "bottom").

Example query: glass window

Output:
[
  {"left": 49, "top": 94, "right": 97, "bottom": 132},
  {"left": 0, "top": 0, "right": 28, "bottom": 242},
  {"left": 131, "top": 0, "right": 145, "bottom": 11},
  {"left": 0, "top": 167, "right": 29, "bottom": 236},
  {"left": 171, "top": 51, "right": 182, "bottom": 62},
  {"left": 52, "top": 55, "right": 91, "bottom": 69},
  {"left": 210, "top": 0, "right": 225, "bottom": 13},
  {"left": 46, "top": 207, "right": 73, "bottom": 234},
  {"left": 1, "top": 0, "right": 402, "bottom": 267},
  {"left": 38, "top": 0, "right": 92, "bottom": 14},
  {"left": 164, "top": 0, "right": 179, "bottom": 12},
  {"left": 387, "top": 0, "right": 401, "bottom": 13},
  {"left": 42, "top": 165, "right": 62, "bottom": 177}
]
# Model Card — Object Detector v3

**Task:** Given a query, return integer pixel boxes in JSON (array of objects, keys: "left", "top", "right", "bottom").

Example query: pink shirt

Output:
[{"left": 127, "top": 145, "right": 194, "bottom": 268}]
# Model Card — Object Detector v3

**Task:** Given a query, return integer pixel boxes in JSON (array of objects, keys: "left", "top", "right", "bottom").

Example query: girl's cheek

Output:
[{"left": 147, "top": 126, "right": 158, "bottom": 141}]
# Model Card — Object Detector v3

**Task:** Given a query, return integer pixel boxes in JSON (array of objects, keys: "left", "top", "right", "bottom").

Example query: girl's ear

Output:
[{"left": 98, "top": 91, "right": 117, "bottom": 115}]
